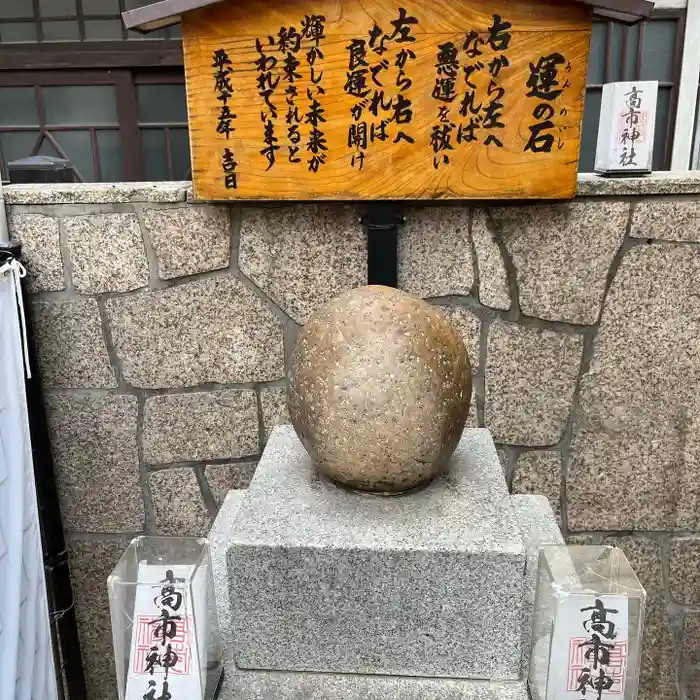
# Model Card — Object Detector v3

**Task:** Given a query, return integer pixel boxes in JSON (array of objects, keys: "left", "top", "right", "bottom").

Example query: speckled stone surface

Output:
[
  {"left": 600, "top": 536, "right": 676, "bottom": 700},
  {"left": 46, "top": 394, "right": 143, "bottom": 532},
  {"left": 64, "top": 212, "right": 149, "bottom": 293},
  {"left": 682, "top": 615, "right": 700, "bottom": 667},
  {"left": 149, "top": 468, "right": 211, "bottom": 536},
  {"left": 669, "top": 538, "right": 700, "bottom": 604},
  {"left": 510, "top": 495, "right": 563, "bottom": 677},
  {"left": 67, "top": 537, "right": 130, "bottom": 700},
  {"left": 210, "top": 490, "right": 527, "bottom": 700},
  {"left": 398, "top": 206, "right": 473, "bottom": 298},
  {"left": 567, "top": 244, "right": 700, "bottom": 531},
  {"left": 438, "top": 305, "right": 482, "bottom": 372},
  {"left": 31, "top": 299, "right": 116, "bottom": 389},
  {"left": 205, "top": 462, "right": 258, "bottom": 506},
  {"left": 512, "top": 452, "right": 562, "bottom": 524},
  {"left": 142, "top": 204, "right": 231, "bottom": 279},
  {"left": 106, "top": 276, "right": 285, "bottom": 387},
  {"left": 490, "top": 202, "right": 628, "bottom": 325},
  {"left": 222, "top": 672, "right": 530, "bottom": 700},
  {"left": 485, "top": 321, "right": 582, "bottom": 446},
  {"left": 7, "top": 212, "right": 64, "bottom": 292},
  {"left": 143, "top": 390, "right": 258, "bottom": 465},
  {"left": 260, "top": 387, "right": 290, "bottom": 442},
  {"left": 630, "top": 198, "right": 700, "bottom": 242},
  {"left": 4, "top": 181, "right": 189, "bottom": 204},
  {"left": 472, "top": 210, "right": 510, "bottom": 311},
  {"left": 238, "top": 204, "right": 366, "bottom": 323},
  {"left": 227, "top": 425, "right": 524, "bottom": 678},
  {"left": 289, "top": 286, "right": 472, "bottom": 492},
  {"left": 576, "top": 171, "right": 700, "bottom": 196}
]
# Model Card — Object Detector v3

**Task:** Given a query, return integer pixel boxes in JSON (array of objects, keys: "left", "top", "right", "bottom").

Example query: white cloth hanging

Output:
[{"left": 0, "top": 258, "right": 58, "bottom": 700}]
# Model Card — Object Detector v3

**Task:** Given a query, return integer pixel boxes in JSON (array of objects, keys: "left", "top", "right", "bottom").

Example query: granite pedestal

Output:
[{"left": 209, "top": 427, "right": 563, "bottom": 700}]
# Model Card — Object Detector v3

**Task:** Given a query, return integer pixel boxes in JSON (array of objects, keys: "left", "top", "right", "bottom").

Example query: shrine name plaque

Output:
[{"left": 182, "top": 0, "right": 592, "bottom": 201}]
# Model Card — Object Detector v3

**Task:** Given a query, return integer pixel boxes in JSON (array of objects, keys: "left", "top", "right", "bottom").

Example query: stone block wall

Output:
[{"left": 6, "top": 172, "right": 700, "bottom": 700}]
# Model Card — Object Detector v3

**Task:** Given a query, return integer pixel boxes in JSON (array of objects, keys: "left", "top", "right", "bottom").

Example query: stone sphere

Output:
[{"left": 288, "top": 285, "right": 473, "bottom": 494}]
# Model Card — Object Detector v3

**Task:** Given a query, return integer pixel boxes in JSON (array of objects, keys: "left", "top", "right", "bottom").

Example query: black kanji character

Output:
[
  {"left": 308, "top": 153, "right": 327, "bottom": 172},
  {"left": 393, "top": 131, "right": 415, "bottom": 143},
  {"left": 282, "top": 53, "right": 302, "bottom": 82},
  {"left": 533, "top": 103, "right": 555, "bottom": 120},
  {"left": 488, "top": 54, "right": 510, "bottom": 77},
  {"left": 301, "top": 14, "right": 326, "bottom": 45},
  {"left": 212, "top": 49, "right": 232, "bottom": 70},
  {"left": 254, "top": 38, "right": 278, "bottom": 71},
  {"left": 277, "top": 26, "right": 302, "bottom": 53},
  {"left": 310, "top": 67, "right": 324, "bottom": 85},
  {"left": 389, "top": 7, "right": 418, "bottom": 42},
  {"left": 464, "top": 61, "right": 484, "bottom": 89},
  {"left": 579, "top": 634, "right": 615, "bottom": 671},
  {"left": 369, "top": 90, "right": 392, "bottom": 116},
  {"left": 484, "top": 133, "right": 503, "bottom": 147},
  {"left": 625, "top": 86, "right": 643, "bottom": 109},
  {"left": 368, "top": 22, "right": 388, "bottom": 55},
  {"left": 351, "top": 151, "right": 365, "bottom": 169},
  {"left": 288, "top": 145, "right": 302, "bottom": 163},
  {"left": 370, "top": 120, "right": 390, "bottom": 142},
  {"left": 344, "top": 69, "right": 371, "bottom": 97},
  {"left": 524, "top": 120, "right": 554, "bottom": 153},
  {"left": 347, "top": 38, "right": 369, "bottom": 70},
  {"left": 436, "top": 42, "right": 459, "bottom": 77},
  {"left": 396, "top": 70, "right": 412, "bottom": 91},
  {"left": 457, "top": 118, "right": 480, "bottom": 143},
  {"left": 395, "top": 48, "right": 416, "bottom": 70},
  {"left": 526, "top": 53, "right": 566, "bottom": 100},
  {"left": 348, "top": 122, "right": 368, "bottom": 149},
  {"left": 432, "top": 78, "right": 457, "bottom": 102},
  {"left": 619, "top": 147, "right": 638, "bottom": 166},
  {"left": 350, "top": 101, "right": 367, "bottom": 121},
  {"left": 260, "top": 120, "right": 280, "bottom": 170},
  {"left": 287, "top": 123, "right": 301, "bottom": 144},
  {"left": 463, "top": 30, "right": 483, "bottom": 58},
  {"left": 581, "top": 599, "right": 619, "bottom": 640},
  {"left": 486, "top": 14, "right": 512, "bottom": 51},
  {"left": 371, "top": 59, "right": 390, "bottom": 86},
  {"left": 393, "top": 94, "right": 413, "bottom": 124},
  {"left": 306, "top": 46, "right": 324, "bottom": 65},
  {"left": 430, "top": 123, "right": 455, "bottom": 154},
  {"left": 151, "top": 609, "right": 181, "bottom": 645},
  {"left": 145, "top": 646, "right": 162, "bottom": 675},
  {"left": 286, "top": 105, "right": 302, "bottom": 124},
  {"left": 305, "top": 99, "right": 326, "bottom": 127},
  {"left": 459, "top": 90, "right": 482, "bottom": 117}
]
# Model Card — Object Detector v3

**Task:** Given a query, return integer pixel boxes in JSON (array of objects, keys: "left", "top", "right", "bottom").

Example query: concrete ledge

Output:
[
  {"left": 576, "top": 171, "right": 700, "bottom": 196},
  {"left": 6, "top": 173, "right": 700, "bottom": 205},
  {"left": 3, "top": 181, "right": 190, "bottom": 205}
]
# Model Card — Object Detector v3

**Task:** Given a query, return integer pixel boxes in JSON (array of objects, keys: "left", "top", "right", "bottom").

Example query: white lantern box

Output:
[
  {"left": 529, "top": 545, "right": 646, "bottom": 700},
  {"left": 594, "top": 80, "right": 658, "bottom": 176},
  {"left": 108, "top": 536, "right": 223, "bottom": 700}
]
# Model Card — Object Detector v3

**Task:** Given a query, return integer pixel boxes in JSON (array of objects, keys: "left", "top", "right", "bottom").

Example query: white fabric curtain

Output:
[{"left": 0, "top": 260, "right": 58, "bottom": 700}]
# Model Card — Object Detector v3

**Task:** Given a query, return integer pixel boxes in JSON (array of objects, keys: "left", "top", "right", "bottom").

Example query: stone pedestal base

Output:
[{"left": 209, "top": 427, "right": 563, "bottom": 699}]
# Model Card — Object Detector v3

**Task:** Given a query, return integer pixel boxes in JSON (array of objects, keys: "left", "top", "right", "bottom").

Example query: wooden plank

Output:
[{"left": 182, "top": 0, "right": 592, "bottom": 200}]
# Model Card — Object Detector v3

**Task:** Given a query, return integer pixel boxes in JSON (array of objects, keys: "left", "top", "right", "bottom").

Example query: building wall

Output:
[{"left": 6, "top": 174, "right": 700, "bottom": 700}]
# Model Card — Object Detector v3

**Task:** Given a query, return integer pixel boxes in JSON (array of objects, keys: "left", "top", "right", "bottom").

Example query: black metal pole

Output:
[
  {"left": 363, "top": 202, "right": 402, "bottom": 287},
  {"left": 0, "top": 241, "right": 87, "bottom": 700}
]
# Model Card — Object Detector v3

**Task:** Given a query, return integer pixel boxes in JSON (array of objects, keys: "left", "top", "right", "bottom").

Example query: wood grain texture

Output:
[{"left": 183, "top": 0, "right": 592, "bottom": 201}]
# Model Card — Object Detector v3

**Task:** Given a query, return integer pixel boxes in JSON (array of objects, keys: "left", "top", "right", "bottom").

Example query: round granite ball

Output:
[{"left": 288, "top": 285, "right": 473, "bottom": 494}]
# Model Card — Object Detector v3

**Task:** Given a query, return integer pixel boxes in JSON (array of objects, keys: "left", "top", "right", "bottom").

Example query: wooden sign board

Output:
[{"left": 182, "top": 0, "right": 592, "bottom": 201}]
